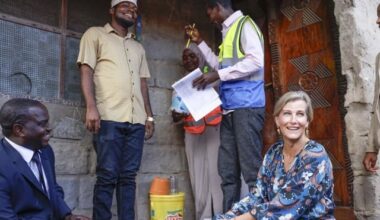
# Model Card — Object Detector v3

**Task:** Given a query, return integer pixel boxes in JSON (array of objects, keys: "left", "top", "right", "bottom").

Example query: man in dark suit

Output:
[{"left": 0, "top": 98, "right": 90, "bottom": 220}]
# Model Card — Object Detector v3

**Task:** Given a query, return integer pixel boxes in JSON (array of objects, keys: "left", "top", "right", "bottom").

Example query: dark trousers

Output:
[
  {"left": 92, "top": 120, "right": 145, "bottom": 220},
  {"left": 218, "top": 108, "right": 265, "bottom": 211}
]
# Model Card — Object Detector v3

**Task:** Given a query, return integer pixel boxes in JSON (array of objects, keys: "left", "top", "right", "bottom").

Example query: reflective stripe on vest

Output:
[
  {"left": 204, "top": 111, "right": 222, "bottom": 126},
  {"left": 183, "top": 119, "right": 204, "bottom": 127},
  {"left": 218, "top": 15, "right": 266, "bottom": 109},
  {"left": 183, "top": 117, "right": 205, "bottom": 134},
  {"left": 218, "top": 16, "right": 263, "bottom": 66},
  {"left": 183, "top": 107, "right": 221, "bottom": 134}
]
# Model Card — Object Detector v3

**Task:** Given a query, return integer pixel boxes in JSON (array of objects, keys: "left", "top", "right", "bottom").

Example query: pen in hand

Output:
[{"left": 186, "top": 23, "right": 195, "bottom": 48}]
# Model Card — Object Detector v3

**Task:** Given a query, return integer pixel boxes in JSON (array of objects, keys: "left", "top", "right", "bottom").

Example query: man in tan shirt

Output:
[
  {"left": 76, "top": 0, "right": 154, "bottom": 219},
  {"left": 363, "top": 3, "right": 380, "bottom": 173}
]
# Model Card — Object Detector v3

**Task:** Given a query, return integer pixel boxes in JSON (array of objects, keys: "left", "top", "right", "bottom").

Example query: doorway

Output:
[{"left": 234, "top": 0, "right": 355, "bottom": 218}]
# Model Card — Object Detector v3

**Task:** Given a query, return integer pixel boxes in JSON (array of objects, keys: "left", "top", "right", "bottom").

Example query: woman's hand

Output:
[{"left": 171, "top": 111, "right": 188, "bottom": 123}]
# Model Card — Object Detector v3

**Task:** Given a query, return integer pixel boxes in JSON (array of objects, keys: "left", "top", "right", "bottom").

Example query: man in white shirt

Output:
[
  {"left": 185, "top": 0, "right": 265, "bottom": 212},
  {"left": 0, "top": 98, "right": 89, "bottom": 220}
]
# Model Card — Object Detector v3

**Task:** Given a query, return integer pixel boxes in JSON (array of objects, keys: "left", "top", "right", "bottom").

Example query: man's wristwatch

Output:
[{"left": 146, "top": 116, "right": 154, "bottom": 122}]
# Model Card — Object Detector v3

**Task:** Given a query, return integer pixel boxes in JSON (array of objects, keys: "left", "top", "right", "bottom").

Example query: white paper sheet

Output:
[{"left": 172, "top": 68, "right": 222, "bottom": 121}]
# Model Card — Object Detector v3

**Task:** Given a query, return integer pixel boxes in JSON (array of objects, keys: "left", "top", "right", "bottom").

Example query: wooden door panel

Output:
[{"left": 265, "top": 0, "right": 354, "bottom": 218}]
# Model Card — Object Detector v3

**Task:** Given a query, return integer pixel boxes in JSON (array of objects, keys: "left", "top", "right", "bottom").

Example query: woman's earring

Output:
[
  {"left": 277, "top": 127, "right": 281, "bottom": 135},
  {"left": 305, "top": 127, "right": 309, "bottom": 137}
]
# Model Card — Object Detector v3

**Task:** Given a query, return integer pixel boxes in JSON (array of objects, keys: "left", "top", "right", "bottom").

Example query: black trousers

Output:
[{"left": 217, "top": 108, "right": 265, "bottom": 212}]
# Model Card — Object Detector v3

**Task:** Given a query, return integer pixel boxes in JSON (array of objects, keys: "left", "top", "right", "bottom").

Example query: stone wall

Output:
[{"left": 333, "top": 0, "right": 380, "bottom": 219}]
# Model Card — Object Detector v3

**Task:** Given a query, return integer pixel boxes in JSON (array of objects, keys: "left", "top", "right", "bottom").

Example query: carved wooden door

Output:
[{"left": 264, "top": 0, "right": 355, "bottom": 219}]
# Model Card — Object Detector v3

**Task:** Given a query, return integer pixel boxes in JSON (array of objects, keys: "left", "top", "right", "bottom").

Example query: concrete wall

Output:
[{"left": 333, "top": 0, "right": 380, "bottom": 219}]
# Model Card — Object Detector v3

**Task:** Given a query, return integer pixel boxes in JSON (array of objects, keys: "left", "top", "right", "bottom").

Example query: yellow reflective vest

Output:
[{"left": 218, "top": 16, "right": 265, "bottom": 109}]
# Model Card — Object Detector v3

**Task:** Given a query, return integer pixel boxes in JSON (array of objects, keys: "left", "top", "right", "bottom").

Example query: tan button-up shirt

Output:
[{"left": 77, "top": 23, "right": 150, "bottom": 124}]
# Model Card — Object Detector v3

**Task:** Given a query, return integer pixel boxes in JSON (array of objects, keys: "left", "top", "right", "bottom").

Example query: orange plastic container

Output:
[{"left": 150, "top": 177, "right": 170, "bottom": 195}]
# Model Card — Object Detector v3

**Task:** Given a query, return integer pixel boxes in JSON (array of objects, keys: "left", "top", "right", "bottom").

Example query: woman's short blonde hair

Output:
[{"left": 273, "top": 91, "right": 313, "bottom": 122}]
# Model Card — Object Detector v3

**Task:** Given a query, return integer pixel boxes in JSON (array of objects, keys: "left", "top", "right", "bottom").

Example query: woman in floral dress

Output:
[{"left": 215, "top": 91, "right": 335, "bottom": 220}]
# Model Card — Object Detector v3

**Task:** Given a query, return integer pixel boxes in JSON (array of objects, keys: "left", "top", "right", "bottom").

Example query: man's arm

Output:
[
  {"left": 365, "top": 109, "right": 380, "bottom": 173},
  {"left": 184, "top": 25, "right": 221, "bottom": 89},
  {"left": 363, "top": 53, "right": 380, "bottom": 172},
  {"left": 184, "top": 25, "right": 219, "bottom": 70},
  {"left": 363, "top": 152, "right": 379, "bottom": 172},
  {"left": 217, "top": 20, "right": 264, "bottom": 81},
  {"left": 80, "top": 64, "right": 100, "bottom": 134},
  {"left": 187, "top": 20, "right": 264, "bottom": 89},
  {"left": 140, "top": 78, "right": 154, "bottom": 140}
]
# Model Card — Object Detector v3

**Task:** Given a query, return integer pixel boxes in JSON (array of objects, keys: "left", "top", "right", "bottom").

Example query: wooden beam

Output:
[{"left": 0, "top": 12, "right": 82, "bottom": 38}]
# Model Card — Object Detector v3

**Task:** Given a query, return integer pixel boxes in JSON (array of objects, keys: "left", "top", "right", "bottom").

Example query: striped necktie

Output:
[{"left": 31, "top": 151, "right": 48, "bottom": 195}]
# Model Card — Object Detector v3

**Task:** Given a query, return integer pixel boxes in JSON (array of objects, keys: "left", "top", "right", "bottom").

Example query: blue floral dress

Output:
[{"left": 214, "top": 140, "right": 335, "bottom": 220}]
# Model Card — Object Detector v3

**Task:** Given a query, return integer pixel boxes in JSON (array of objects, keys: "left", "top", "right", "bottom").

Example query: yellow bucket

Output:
[{"left": 150, "top": 192, "right": 185, "bottom": 220}]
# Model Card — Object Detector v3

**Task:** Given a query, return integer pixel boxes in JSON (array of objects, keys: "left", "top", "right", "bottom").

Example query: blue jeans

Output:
[{"left": 92, "top": 120, "right": 145, "bottom": 220}]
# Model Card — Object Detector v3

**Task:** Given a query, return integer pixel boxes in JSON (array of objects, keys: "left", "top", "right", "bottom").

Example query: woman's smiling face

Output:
[
  {"left": 275, "top": 99, "right": 309, "bottom": 143},
  {"left": 182, "top": 49, "right": 200, "bottom": 72}
]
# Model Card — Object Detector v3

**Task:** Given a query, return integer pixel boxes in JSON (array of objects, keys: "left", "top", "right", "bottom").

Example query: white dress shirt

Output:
[
  {"left": 198, "top": 10, "right": 264, "bottom": 81},
  {"left": 5, "top": 137, "right": 49, "bottom": 194}
]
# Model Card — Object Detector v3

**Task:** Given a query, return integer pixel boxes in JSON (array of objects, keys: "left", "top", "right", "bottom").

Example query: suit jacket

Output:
[
  {"left": 368, "top": 53, "right": 380, "bottom": 152},
  {"left": 0, "top": 138, "right": 71, "bottom": 220}
]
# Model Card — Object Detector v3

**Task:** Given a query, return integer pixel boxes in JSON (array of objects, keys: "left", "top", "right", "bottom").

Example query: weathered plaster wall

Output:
[{"left": 333, "top": 0, "right": 380, "bottom": 219}]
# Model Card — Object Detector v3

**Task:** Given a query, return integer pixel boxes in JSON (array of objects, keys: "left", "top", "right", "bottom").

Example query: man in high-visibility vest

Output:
[{"left": 185, "top": 0, "right": 265, "bottom": 212}]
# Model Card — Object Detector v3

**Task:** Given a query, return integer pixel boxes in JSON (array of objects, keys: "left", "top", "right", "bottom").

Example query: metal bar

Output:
[{"left": 59, "top": 0, "right": 68, "bottom": 99}]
